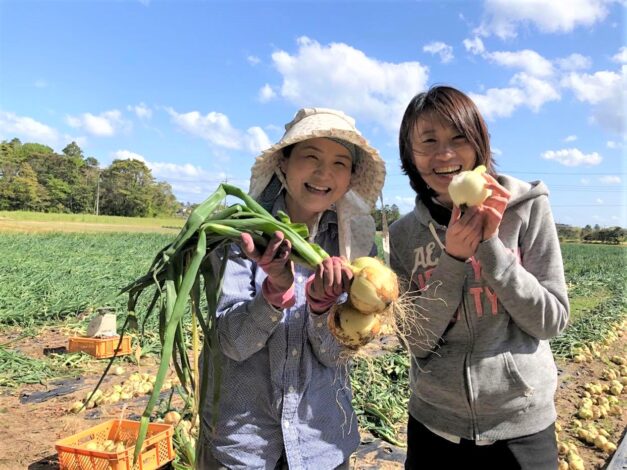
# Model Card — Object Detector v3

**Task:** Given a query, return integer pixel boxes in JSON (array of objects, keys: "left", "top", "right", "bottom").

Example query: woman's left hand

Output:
[{"left": 480, "top": 174, "right": 511, "bottom": 240}]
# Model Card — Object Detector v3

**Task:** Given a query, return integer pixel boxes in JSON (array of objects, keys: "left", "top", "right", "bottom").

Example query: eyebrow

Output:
[{"left": 299, "top": 145, "right": 352, "bottom": 160}]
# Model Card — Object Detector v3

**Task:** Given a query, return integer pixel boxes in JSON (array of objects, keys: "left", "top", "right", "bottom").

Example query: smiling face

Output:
[
  {"left": 411, "top": 113, "right": 478, "bottom": 207},
  {"left": 279, "top": 137, "right": 353, "bottom": 227}
]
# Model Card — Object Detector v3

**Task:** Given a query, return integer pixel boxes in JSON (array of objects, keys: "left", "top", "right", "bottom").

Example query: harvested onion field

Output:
[{"left": 0, "top": 224, "right": 625, "bottom": 469}]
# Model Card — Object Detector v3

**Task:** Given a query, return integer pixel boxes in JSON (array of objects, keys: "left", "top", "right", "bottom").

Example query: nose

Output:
[
  {"left": 434, "top": 142, "right": 455, "bottom": 159},
  {"left": 313, "top": 160, "right": 333, "bottom": 177}
]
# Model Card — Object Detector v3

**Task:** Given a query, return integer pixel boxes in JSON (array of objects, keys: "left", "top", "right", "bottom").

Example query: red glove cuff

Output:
[{"left": 262, "top": 278, "right": 296, "bottom": 309}]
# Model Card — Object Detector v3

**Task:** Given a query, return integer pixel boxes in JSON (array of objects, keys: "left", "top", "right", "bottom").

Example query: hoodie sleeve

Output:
[
  {"left": 390, "top": 224, "right": 467, "bottom": 359},
  {"left": 476, "top": 194, "right": 569, "bottom": 339},
  {"left": 214, "top": 245, "right": 285, "bottom": 362}
]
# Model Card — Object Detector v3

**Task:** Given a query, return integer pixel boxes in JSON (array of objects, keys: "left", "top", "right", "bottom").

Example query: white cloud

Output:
[
  {"left": 581, "top": 178, "right": 590, "bottom": 185},
  {"left": 595, "top": 198, "right": 604, "bottom": 204},
  {"left": 485, "top": 49, "right": 554, "bottom": 77},
  {"left": 167, "top": 109, "right": 241, "bottom": 149},
  {"left": 259, "top": 84, "right": 276, "bottom": 102},
  {"left": 247, "top": 55, "right": 261, "bottom": 65},
  {"left": 423, "top": 41, "right": 454, "bottom": 63},
  {"left": 492, "top": 147, "right": 503, "bottom": 156},
  {"left": 270, "top": 37, "right": 429, "bottom": 133},
  {"left": 167, "top": 107, "right": 271, "bottom": 153},
  {"left": 469, "top": 87, "right": 526, "bottom": 119},
  {"left": 66, "top": 110, "right": 130, "bottom": 137},
  {"left": 463, "top": 37, "right": 485, "bottom": 55},
  {"left": 561, "top": 65, "right": 626, "bottom": 135},
  {"left": 476, "top": 0, "right": 612, "bottom": 39},
  {"left": 0, "top": 111, "right": 59, "bottom": 146},
  {"left": 607, "top": 140, "right": 624, "bottom": 149},
  {"left": 34, "top": 79, "right": 48, "bottom": 88},
  {"left": 245, "top": 126, "right": 272, "bottom": 153},
  {"left": 612, "top": 46, "right": 627, "bottom": 64},
  {"left": 599, "top": 175, "right": 622, "bottom": 184},
  {"left": 541, "top": 148, "right": 602, "bottom": 166},
  {"left": 128, "top": 103, "right": 152, "bottom": 120},
  {"left": 510, "top": 73, "right": 560, "bottom": 111},
  {"left": 556, "top": 53, "right": 592, "bottom": 71},
  {"left": 564, "top": 135, "right": 577, "bottom": 142}
]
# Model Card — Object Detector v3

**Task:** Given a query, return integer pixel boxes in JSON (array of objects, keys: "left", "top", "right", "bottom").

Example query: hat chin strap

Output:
[{"left": 336, "top": 191, "right": 375, "bottom": 261}]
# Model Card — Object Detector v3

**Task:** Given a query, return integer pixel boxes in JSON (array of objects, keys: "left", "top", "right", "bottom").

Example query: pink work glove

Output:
[
  {"left": 241, "top": 231, "right": 295, "bottom": 309},
  {"left": 306, "top": 256, "right": 353, "bottom": 314}
]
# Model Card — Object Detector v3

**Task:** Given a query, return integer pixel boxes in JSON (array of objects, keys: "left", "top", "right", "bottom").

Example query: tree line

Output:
[{"left": 0, "top": 138, "right": 179, "bottom": 217}]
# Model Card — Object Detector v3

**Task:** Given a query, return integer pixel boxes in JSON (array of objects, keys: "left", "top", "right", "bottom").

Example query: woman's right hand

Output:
[
  {"left": 240, "top": 231, "right": 294, "bottom": 292},
  {"left": 445, "top": 206, "right": 483, "bottom": 261}
]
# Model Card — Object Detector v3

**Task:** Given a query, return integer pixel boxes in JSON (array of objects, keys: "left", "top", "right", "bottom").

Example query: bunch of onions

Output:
[{"left": 328, "top": 257, "right": 399, "bottom": 349}]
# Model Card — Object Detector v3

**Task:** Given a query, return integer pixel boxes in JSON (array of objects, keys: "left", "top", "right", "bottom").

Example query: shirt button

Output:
[
  {"left": 294, "top": 312, "right": 301, "bottom": 319},
  {"left": 320, "top": 348, "right": 326, "bottom": 353},
  {"left": 271, "top": 315, "right": 278, "bottom": 322},
  {"left": 256, "top": 342, "right": 263, "bottom": 348},
  {"left": 316, "top": 321, "right": 323, "bottom": 328},
  {"left": 288, "top": 386, "right": 295, "bottom": 393},
  {"left": 296, "top": 275, "right": 304, "bottom": 283},
  {"left": 292, "top": 348, "right": 298, "bottom": 357},
  {"left": 284, "top": 420, "right": 290, "bottom": 428}
]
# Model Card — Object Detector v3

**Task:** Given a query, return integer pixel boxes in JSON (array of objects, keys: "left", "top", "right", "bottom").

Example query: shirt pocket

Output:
[{"left": 471, "top": 351, "right": 534, "bottom": 416}]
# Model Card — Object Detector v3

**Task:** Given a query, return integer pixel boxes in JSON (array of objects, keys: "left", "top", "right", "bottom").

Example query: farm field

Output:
[{"left": 0, "top": 222, "right": 625, "bottom": 469}]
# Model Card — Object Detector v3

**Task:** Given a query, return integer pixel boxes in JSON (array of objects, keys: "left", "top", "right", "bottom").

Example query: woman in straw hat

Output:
[{"left": 198, "top": 108, "right": 386, "bottom": 469}]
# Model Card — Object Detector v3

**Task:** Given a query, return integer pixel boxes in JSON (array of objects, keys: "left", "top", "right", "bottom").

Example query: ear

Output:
[{"left": 279, "top": 155, "right": 288, "bottom": 174}]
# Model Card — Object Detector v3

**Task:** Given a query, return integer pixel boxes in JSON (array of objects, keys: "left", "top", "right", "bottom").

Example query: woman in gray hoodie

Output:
[{"left": 389, "top": 85, "right": 569, "bottom": 470}]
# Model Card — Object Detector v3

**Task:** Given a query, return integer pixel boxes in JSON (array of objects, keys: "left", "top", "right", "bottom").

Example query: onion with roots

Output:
[
  {"left": 326, "top": 256, "right": 400, "bottom": 349},
  {"left": 328, "top": 303, "right": 382, "bottom": 349}
]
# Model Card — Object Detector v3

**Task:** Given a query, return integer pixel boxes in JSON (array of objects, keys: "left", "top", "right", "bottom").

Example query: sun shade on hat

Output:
[{"left": 248, "top": 107, "right": 386, "bottom": 261}]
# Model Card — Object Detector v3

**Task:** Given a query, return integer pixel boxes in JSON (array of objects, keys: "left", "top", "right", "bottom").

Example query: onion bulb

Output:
[
  {"left": 448, "top": 165, "right": 491, "bottom": 208},
  {"left": 327, "top": 303, "right": 381, "bottom": 349},
  {"left": 349, "top": 257, "right": 399, "bottom": 314}
]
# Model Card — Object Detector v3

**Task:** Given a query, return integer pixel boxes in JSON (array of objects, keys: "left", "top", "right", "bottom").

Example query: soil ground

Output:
[{"left": 0, "top": 327, "right": 624, "bottom": 470}]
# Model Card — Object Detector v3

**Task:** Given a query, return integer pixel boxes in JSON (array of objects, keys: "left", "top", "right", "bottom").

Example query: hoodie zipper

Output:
[{"left": 462, "top": 273, "right": 480, "bottom": 440}]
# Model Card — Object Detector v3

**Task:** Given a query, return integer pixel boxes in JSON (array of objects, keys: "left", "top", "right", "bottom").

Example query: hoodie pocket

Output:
[
  {"left": 412, "top": 354, "right": 467, "bottom": 415},
  {"left": 471, "top": 352, "right": 534, "bottom": 416}
]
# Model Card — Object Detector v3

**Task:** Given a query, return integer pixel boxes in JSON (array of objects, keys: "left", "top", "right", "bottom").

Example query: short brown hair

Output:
[{"left": 398, "top": 85, "right": 494, "bottom": 197}]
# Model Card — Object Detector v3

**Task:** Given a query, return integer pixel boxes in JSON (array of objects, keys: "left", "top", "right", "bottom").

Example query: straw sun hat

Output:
[{"left": 249, "top": 107, "right": 386, "bottom": 261}]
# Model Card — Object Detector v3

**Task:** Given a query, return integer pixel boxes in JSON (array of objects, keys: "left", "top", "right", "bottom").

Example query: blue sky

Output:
[{"left": 1, "top": 0, "right": 625, "bottom": 227}]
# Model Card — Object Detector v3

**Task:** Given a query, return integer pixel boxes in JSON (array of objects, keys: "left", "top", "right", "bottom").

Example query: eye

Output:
[
  {"left": 335, "top": 160, "right": 348, "bottom": 167},
  {"left": 422, "top": 138, "right": 436, "bottom": 144},
  {"left": 453, "top": 135, "right": 467, "bottom": 141}
]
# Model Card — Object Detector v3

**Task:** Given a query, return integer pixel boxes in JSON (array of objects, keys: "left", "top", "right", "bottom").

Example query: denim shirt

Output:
[{"left": 200, "top": 194, "right": 360, "bottom": 470}]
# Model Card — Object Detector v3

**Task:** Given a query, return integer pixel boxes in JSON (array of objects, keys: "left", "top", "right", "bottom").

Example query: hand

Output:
[
  {"left": 241, "top": 231, "right": 295, "bottom": 308},
  {"left": 445, "top": 206, "right": 483, "bottom": 260},
  {"left": 479, "top": 174, "right": 510, "bottom": 241},
  {"left": 306, "top": 256, "right": 353, "bottom": 313}
]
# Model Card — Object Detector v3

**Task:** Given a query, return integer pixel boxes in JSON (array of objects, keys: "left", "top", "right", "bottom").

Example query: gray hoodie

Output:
[{"left": 389, "top": 174, "right": 569, "bottom": 441}]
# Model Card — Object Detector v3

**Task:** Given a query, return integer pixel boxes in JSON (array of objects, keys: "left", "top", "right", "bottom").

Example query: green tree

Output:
[
  {"left": 372, "top": 204, "right": 401, "bottom": 231},
  {"left": 0, "top": 162, "right": 46, "bottom": 210},
  {"left": 99, "top": 159, "right": 155, "bottom": 216}
]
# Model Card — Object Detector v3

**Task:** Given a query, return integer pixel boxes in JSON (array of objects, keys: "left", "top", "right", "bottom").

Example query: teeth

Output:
[
  {"left": 434, "top": 166, "right": 462, "bottom": 175},
  {"left": 307, "top": 183, "right": 330, "bottom": 191}
]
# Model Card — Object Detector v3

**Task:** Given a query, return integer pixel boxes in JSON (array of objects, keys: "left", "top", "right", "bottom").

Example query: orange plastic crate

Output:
[
  {"left": 68, "top": 336, "right": 132, "bottom": 359},
  {"left": 55, "top": 419, "right": 175, "bottom": 470}
]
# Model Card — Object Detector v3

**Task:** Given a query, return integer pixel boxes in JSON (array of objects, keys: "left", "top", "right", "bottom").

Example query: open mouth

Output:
[
  {"left": 305, "top": 182, "right": 331, "bottom": 194},
  {"left": 433, "top": 165, "right": 462, "bottom": 176}
]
